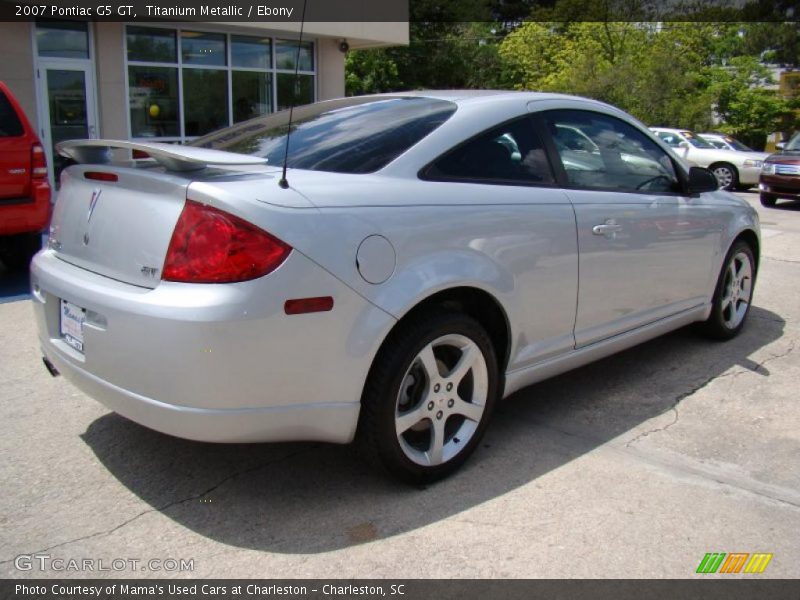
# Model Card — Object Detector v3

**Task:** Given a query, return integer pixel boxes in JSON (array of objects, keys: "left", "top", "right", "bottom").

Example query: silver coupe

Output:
[{"left": 32, "top": 91, "right": 760, "bottom": 482}]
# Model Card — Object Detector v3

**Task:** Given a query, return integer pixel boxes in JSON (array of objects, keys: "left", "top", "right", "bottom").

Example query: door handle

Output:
[{"left": 592, "top": 220, "right": 623, "bottom": 235}]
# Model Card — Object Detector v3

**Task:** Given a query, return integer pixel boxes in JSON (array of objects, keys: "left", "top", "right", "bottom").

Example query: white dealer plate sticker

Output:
[{"left": 60, "top": 299, "right": 86, "bottom": 353}]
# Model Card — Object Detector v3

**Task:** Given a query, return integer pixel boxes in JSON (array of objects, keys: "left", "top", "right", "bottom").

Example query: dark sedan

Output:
[{"left": 760, "top": 134, "right": 800, "bottom": 207}]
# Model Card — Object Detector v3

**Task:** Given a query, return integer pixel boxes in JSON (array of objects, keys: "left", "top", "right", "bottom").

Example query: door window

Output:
[
  {"left": 544, "top": 110, "right": 679, "bottom": 193},
  {"left": 0, "top": 91, "right": 23, "bottom": 137},
  {"left": 424, "top": 117, "right": 555, "bottom": 185}
]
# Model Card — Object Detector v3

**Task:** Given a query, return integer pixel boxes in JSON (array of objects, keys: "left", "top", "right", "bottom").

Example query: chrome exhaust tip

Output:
[{"left": 42, "top": 356, "right": 60, "bottom": 377}]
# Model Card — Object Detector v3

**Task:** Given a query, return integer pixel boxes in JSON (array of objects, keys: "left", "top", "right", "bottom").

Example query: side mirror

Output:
[
  {"left": 687, "top": 166, "right": 718, "bottom": 194},
  {"left": 776, "top": 142, "right": 785, "bottom": 150}
]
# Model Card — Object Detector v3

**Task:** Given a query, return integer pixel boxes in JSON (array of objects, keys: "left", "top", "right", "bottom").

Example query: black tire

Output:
[
  {"left": 0, "top": 233, "right": 41, "bottom": 271},
  {"left": 710, "top": 163, "right": 739, "bottom": 191},
  {"left": 358, "top": 309, "right": 500, "bottom": 484},
  {"left": 760, "top": 192, "right": 777, "bottom": 207},
  {"left": 700, "top": 240, "right": 756, "bottom": 340}
]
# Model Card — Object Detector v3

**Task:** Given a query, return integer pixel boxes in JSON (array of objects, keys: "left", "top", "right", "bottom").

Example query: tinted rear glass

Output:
[
  {"left": 0, "top": 91, "right": 24, "bottom": 137},
  {"left": 193, "top": 97, "right": 457, "bottom": 174}
]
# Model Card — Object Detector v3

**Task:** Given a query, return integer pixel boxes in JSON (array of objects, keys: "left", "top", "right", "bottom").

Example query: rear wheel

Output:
[
  {"left": 358, "top": 310, "right": 499, "bottom": 483},
  {"left": 760, "top": 192, "right": 777, "bottom": 207},
  {"left": 0, "top": 233, "right": 41, "bottom": 271},
  {"left": 710, "top": 163, "right": 739, "bottom": 191},
  {"left": 700, "top": 240, "right": 755, "bottom": 340}
]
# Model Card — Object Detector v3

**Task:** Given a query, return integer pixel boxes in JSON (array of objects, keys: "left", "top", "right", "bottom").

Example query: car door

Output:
[
  {"left": 421, "top": 116, "right": 579, "bottom": 368},
  {"left": 539, "top": 110, "right": 719, "bottom": 347}
]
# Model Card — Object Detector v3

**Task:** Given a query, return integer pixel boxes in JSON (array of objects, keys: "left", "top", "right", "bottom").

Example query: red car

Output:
[{"left": 0, "top": 81, "right": 51, "bottom": 270}]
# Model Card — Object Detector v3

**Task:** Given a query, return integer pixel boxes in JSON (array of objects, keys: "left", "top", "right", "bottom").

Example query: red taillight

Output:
[
  {"left": 31, "top": 144, "right": 47, "bottom": 179},
  {"left": 84, "top": 171, "right": 118, "bottom": 182},
  {"left": 132, "top": 149, "right": 150, "bottom": 159},
  {"left": 162, "top": 200, "right": 292, "bottom": 283}
]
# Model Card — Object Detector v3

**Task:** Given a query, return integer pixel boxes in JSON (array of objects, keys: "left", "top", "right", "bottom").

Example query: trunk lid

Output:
[
  {"left": 49, "top": 166, "right": 189, "bottom": 288},
  {"left": 49, "top": 139, "right": 271, "bottom": 288}
]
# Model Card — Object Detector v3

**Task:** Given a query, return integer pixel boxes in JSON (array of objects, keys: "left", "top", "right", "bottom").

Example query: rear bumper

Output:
[
  {"left": 31, "top": 249, "right": 396, "bottom": 443},
  {"left": 760, "top": 174, "right": 800, "bottom": 199},
  {"left": 0, "top": 180, "right": 51, "bottom": 236},
  {"left": 43, "top": 349, "right": 361, "bottom": 443}
]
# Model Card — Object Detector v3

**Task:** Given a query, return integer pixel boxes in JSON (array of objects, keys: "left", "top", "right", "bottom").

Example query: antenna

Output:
[{"left": 278, "top": 0, "right": 308, "bottom": 189}]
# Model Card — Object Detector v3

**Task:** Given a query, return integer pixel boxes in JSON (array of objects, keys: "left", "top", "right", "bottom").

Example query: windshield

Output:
[
  {"left": 785, "top": 133, "right": 800, "bottom": 151},
  {"left": 723, "top": 136, "right": 753, "bottom": 152},
  {"left": 192, "top": 97, "right": 457, "bottom": 174},
  {"left": 681, "top": 131, "right": 715, "bottom": 149}
]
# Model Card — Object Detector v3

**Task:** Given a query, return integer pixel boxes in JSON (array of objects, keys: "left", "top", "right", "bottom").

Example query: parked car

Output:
[
  {"left": 760, "top": 132, "right": 800, "bottom": 207},
  {"left": 0, "top": 81, "right": 51, "bottom": 269},
  {"left": 32, "top": 92, "right": 759, "bottom": 483},
  {"left": 698, "top": 132, "right": 757, "bottom": 153},
  {"left": 650, "top": 127, "right": 769, "bottom": 190}
]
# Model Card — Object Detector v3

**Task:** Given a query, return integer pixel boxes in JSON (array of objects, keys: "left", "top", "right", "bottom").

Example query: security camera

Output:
[{"left": 338, "top": 40, "right": 349, "bottom": 53}]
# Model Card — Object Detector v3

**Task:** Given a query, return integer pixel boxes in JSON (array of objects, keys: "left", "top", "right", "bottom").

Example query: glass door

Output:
[{"left": 38, "top": 63, "right": 98, "bottom": 187}]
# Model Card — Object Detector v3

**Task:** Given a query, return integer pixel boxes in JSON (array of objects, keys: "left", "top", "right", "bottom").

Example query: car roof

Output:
[{"left": 365, "top": 89, "right": 615, "bottom": 107}]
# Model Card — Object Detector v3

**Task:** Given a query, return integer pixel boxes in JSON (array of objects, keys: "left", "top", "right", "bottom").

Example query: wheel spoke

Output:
[
  {"left": 416, "top": 343, "right": 440, "bottom": 381},
  {"left": 452, "top": 398, "right": 484, "bottom": 423},
  {"left": 396, "top": 404, "right": 428, "bottom": 435},
  {"left": 448, "top": 343, "right": 479, "bottom": 385},
  {"left": 427, "top": 418, "right": 446, "bottom": 465},
  {"left": 721, "top": 294, "right": 733, "bottom": 311}
]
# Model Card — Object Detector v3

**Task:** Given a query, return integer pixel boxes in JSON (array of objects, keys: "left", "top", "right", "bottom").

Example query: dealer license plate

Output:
[{"left": 60, "top": 299, "right": 86, "bottom": 353}]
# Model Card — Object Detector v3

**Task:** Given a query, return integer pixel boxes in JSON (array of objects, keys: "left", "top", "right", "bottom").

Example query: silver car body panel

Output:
[{"left": 31, "top": 91, "right": 760, "bottom": 444}]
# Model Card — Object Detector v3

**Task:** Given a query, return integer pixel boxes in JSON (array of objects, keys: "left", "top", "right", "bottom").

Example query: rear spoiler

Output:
[{"left": 56, "top": 139, "right": 268, "bottom": 172}]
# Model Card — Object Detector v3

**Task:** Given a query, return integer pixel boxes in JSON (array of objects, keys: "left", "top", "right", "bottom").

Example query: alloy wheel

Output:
[
  {"left": 721, "top": 251, "right": 753, "bottom": 329},
  {"left": 394, "top": 334, "right": 488, "bottom": 467}
]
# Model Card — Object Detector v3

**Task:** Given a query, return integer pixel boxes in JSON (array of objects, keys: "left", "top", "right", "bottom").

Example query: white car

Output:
[
  {"left": 32, "top": 92, "right": 760, "bottom": 483},
  {"left": 698, "top": 132, "right": 759, "bottom": 153},
  {"left": 650, "top": 127, "right": 769, "bottom": 190}
]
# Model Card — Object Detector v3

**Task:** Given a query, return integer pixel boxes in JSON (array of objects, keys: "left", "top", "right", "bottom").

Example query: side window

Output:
[
  {"left": 543, "top": 111, "right": 679, "bottom": 193},
  {"left": 0, "top": 91, "right": 24, "bottom": 138},
  {"left": 656, "top": 131, "right": 680, "bottom": 147},
  {"left": 424, "top": 117, "right": 555, "bottom": 185}
]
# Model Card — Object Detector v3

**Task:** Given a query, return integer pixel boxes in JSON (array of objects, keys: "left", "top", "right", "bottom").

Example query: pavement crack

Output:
[
  {"left": 624, "top": 371, "right": 726, "bottom": 447},
  {"left": 763, "top": 256, "right": 800, "bottom": 264},
  {"left": 0, "top": 448, "right": 315, "bottom": 565},
  {"left": 734, "top": 340, "right": 796, "bottom": 378}
]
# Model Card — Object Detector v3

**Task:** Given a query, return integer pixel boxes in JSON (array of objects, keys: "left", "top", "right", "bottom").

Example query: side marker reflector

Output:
[{"left": 284, "top": 296, "right": 334, "bottom": 315}]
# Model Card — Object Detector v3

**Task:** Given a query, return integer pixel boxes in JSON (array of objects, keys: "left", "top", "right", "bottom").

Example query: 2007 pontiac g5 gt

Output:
[{"left": 32, "top": 91, "right": 759, "bottom": 482}]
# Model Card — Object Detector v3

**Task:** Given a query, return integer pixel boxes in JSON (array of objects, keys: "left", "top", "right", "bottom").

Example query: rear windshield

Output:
[
  {"left": 192, "top": 97, "right": 457, "bottom": 174},
  {"left": 0, "top": 91, "right": 24, "bottom": 137}
]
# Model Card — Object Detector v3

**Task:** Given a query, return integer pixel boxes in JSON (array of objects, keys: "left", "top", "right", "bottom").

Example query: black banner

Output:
[
  {"left": 4, "top": 580, "right": 800, "bottom": 600},
  {"left": 0, "top": 0, "right": 797, "bottom": 23}
]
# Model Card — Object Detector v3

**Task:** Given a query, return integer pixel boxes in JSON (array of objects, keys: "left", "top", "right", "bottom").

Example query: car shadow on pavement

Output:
[
  {"left": 0, "top": 264, "right": 31, "bottom": 304},
  {"left": 81, "top": 305, "right": 784, "bottom": 553}
]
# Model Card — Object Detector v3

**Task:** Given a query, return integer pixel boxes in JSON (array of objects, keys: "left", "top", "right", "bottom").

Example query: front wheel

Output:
[
  {"left": 358, "top": 310, "right": 499, "bottom": 483},
  {"left": 700, "top": 240, "right": 756, "bottom": 340},
  {"left": 710, "top": 163, "right": 739, "bottom": 191}
]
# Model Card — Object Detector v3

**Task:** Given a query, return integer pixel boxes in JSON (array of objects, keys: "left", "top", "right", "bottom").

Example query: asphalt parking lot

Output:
[{"left": 1, "top": 192, "right": 798, "bottom": 579}]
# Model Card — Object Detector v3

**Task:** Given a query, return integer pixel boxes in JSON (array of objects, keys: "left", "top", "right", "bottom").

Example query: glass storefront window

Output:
[
  {"left": 36, "top": 21, "right": 89, "bottom": 59},
  {"left": 183, "top": 69, "right": 228, "bottom": 136},
  {"left": 232, "top": 71, "right": 272, "bottom": 123},
  {"left": 231, "top": 36, "right": 271, "bottom": 70},
  {"left": 127, "top": 27, "right": 177, "bottom": 63},
  {"left": 275, "top": 40, "right": 314, "bottom": 71},
  {"left": 125, "top": 27, "right": 315, "bottom": 140},
  {"left": 128, "top": 66, "right": 180, "bottom": 137},
  {"left": 181, "top": 31, "right": 226, "bottom": 66},
  {"left": 277, "top": 73, "right": 314, "bottom": 110}
]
